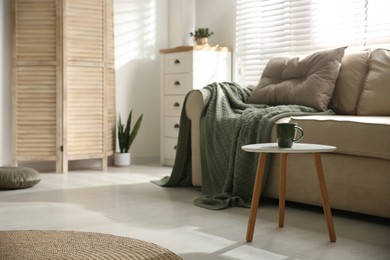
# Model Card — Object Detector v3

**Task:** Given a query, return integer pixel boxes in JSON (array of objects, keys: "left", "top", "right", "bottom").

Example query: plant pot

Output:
[
  {"left": 115, "top": 153, "right": 131, "bottom": 166},
  {"left": 196, "top": 37, "right": 208, "bottom": 45}
]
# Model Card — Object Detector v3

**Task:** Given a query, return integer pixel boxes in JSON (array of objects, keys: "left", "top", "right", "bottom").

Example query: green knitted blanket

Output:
[{"left": 154, "top": 82, "right": 333, "bottom": 210}]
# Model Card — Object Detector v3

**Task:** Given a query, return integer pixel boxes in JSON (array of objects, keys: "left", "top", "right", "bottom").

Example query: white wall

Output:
[
  {"left": 166, "top": 0, "right": 235, "bottom": 49},
  {"left": 0, "top": 0, "right": 235, "bottom": 167},
  {"left": 167, "top": 0, "right": 195, "bottom": 47},
  {"left": 0, "top": 0, "right": 12, "bottom": 166},
  {"left": 114, "top": 0, "right": 168, "bottom": 163},
  {"left": 195, "top": 0, "right": 236, "bottom": 49}
]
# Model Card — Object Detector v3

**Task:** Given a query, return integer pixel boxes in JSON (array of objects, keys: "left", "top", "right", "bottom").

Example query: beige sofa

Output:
[{"left": 185, "top": 48, "right": 390, "bottom": 218}]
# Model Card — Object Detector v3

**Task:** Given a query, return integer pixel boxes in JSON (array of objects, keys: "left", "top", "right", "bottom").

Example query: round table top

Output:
[{"left": 242, "top": 143, "right": 336, "bottom": 153}]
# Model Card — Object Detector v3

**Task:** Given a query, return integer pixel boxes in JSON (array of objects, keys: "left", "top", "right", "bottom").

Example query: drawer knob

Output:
[
  {"left": 173, "top": 102, "right": 180, "bottom": 107},
  {"left": 174, "top": 81, "right": 181, "bottom": 86},
  {"left": 174, "top": 59, "right": 181, "bottom": 65},
  {"left": 174, "top": 124, "right": 180, "bottom": 129},
  {"left": 174, "top": 145, "right": 177, "bottom": 150}
]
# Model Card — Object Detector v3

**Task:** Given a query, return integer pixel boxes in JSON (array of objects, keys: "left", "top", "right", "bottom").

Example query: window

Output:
[{"left": 235, "top": 0, "right": 390, "bottom": 86}]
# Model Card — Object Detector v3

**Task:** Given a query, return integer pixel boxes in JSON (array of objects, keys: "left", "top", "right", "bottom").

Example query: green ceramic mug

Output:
[{"left": 276, "top": 123, "right": 304, "bottom": 148}]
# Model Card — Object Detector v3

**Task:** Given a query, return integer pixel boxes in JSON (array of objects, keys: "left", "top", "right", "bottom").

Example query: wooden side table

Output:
[{"left": 242, "top": 143, "right": 337, "bottom": 242}]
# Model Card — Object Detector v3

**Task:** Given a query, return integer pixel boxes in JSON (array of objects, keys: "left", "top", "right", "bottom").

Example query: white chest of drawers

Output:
[{"left": 160, "top": 46, "right": 232, "bottom": 166}]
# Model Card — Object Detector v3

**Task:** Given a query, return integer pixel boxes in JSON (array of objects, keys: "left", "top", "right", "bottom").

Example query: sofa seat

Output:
[
  {"left": 290, "top": 115, "right": 390, "bottom": 160},
  {"left": 262, "top": 115, "right": 390, "bottom": 218}
]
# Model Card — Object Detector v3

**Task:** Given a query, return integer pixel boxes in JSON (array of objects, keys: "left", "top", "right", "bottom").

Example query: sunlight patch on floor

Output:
[{"left": 221, "top": 245, "right": 290, "bottom": 260}]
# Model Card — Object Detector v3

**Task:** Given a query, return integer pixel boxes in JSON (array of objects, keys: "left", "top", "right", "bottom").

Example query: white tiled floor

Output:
[{"left": 1, "top": 164, "right": 389, "bottom": 260}]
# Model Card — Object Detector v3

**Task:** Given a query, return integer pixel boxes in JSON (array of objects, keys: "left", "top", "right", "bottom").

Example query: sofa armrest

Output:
[{"left": 185, "top": 90, "right": 204, "bottom": 186}]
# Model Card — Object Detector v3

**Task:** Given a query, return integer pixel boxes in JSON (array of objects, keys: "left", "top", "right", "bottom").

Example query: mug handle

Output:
[{"left": 293, "top": 126, "right": 304, "bottom": 142}]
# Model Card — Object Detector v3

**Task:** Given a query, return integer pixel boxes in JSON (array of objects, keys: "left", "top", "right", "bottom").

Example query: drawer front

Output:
[
  {"left": 164, "top": 95, "right": 185, "bottom": 116},
  {"left": 163, "top": 137, "right": 178, "bottom": 160},
  {"left": 164, "top": 74, "right": 192, "bottom": 95},
  {"left": 164, "top": 117, "right": 180, "bottom": 137},
  {"left": 164, "top": 52, "right": 192, "bottom": 73}
]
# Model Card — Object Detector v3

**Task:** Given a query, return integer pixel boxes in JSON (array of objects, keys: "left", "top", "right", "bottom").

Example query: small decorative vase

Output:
[
  {"left": 115, "top": 153, "right": 131, "bottom": 166},
  {"left": 196, "top": 37, "right": 208, "bottom": 45}
]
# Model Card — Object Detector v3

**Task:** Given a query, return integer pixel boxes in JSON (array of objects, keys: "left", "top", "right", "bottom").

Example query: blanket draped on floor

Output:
[{"left": 153, "top": 82, "right": 334, "bottom": 210}]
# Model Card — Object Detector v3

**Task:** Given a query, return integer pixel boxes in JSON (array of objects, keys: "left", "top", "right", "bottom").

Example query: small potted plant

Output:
[
  {"left": 190, "top": 27, "right": 214, "bottom": 45},
  {"left": 115, "top": 110, "right": 143, "bottom": 166}
]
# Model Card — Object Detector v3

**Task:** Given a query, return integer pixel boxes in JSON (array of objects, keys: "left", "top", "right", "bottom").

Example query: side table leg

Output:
[
  {"left": 314, "top": 153, "right": 336, "bottom": 242},
  {"left": 279, "top": 153, "right": 287, "bottom": 227},
  {"left": 246, "top": 152, "right": 267, "bottom": 242}
]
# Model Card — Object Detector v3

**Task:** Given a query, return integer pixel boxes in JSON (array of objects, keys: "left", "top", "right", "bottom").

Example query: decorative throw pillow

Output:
[
  {"left": 0, "top": 167, "right": 41, "bottom": 190},
  {"left": 329, "top": 50, "right": 370, "bottom": 115},
  {"left": 248, "top": 46, "right": 347, "bottom": 111},
  {"left": 357, "top": 48, "right": 390, "bottom": 116}
]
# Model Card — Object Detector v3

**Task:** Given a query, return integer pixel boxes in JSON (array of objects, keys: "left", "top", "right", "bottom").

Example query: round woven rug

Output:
[{"left": 0, "top": 230, "right": 182, "bottom": 260}]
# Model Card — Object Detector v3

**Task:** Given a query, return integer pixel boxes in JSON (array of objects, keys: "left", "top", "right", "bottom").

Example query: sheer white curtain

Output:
[{"left": 235, "top": 0, "right": 390, "bottom": 86}]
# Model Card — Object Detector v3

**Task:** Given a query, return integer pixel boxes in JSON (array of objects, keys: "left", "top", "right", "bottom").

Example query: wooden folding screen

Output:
[{"left": 12, "top": 0, "right": 115, "bottom": 173}]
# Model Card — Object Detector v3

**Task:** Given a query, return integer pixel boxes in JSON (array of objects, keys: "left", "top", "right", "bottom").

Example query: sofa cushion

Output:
[
  {"left": 249, "top": 47, "right": 347, "bottom": 111},
  {"left": 329, "top": 50, "right": 370, "bottom": 115},
  {"left": 357, "top": 49, "right": 390, "bottom": 116},
  {"left": 290, "top": 115, "right": 390, "bottom": 160}
]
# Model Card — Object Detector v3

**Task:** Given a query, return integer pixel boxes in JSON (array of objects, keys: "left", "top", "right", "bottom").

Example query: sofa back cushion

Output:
[
  {"left": 357, "top": 48, "right": 390, "bottom": 116},
  {"left": 329, "top": 50, "right": 370, "bottom": 114},
  {"left": 248, "top": 47, "right": 346, "bottom": 111}
]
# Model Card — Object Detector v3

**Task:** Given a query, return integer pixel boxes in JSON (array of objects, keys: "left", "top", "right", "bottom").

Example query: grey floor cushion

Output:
[{"left": 0, "top": 167, "right": 41, "bottom": 190}]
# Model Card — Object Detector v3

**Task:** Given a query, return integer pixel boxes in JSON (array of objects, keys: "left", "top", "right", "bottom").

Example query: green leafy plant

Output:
[
  {"left": 117, "top": 111, "right": 143, "bottom": 153},
  {"left": 189, "top": 27, "right": 214, "bottom": 40}
]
